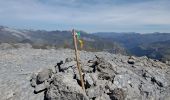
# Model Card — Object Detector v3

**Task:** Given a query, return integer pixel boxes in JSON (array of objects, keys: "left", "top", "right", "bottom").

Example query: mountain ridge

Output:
[
  {"left": 1, "top": 25, "right": 170, "bottom": 61},
  {"left": 94, "top": 32, "right": 170, "bottom": 61},
  {"left": 0, "top": 26, "right": 126, "bottom": 54}
]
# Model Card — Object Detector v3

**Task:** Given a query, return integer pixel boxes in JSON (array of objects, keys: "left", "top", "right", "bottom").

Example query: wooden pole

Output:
[{"left": 72, "top": 29, "right": 85, "bottom": 91}]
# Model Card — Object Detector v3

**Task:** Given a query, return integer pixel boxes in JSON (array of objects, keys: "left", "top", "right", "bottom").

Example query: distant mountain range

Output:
[
  {"left": 93, "top": 32, "right": 170, "bottom": 61},
  {"left": 0, "top": 25, "right": 170, "bottom": 61},
  {"left": 0, "top": 26, "right": 126, "bottom": 54}
]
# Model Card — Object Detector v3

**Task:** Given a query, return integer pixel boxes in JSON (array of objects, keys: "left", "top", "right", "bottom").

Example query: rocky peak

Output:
[{"left": 29, "top": 50, "right": 170, "bottom": 100}]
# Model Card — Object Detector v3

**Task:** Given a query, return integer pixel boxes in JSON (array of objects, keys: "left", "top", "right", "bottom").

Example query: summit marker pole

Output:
[{"left": 72, "top": 29, "right": 85, "bottom": 91}]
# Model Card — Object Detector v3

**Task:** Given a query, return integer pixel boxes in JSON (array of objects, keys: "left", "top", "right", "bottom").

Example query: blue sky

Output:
[{"left": 0, "top": 0, "right": 170, "bottom": 33}]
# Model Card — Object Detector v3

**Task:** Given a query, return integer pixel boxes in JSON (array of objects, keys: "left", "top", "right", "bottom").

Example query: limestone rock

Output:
[
  {"left": 108, "top": 88, "right": 126, "bottom": 100},
  {"left": 128, "top": 59, "right": 135, "bottom": 64},
  {"left": 86, "top": 86, "right": 103, "bottom": 99},
  {"left": 46, "top": 73, "right": 89, "bottom": 100},
  {"left": 37, "top": 69, "right": 53, "bottom": 84},
  {"left": 30, "top": 73, "right": 37, "bottom": 87},
  {"left": 65, "top": 58, "right": 74, "bottom": 63}
]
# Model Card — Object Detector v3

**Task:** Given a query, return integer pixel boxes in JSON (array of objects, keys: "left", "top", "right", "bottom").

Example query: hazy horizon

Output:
[{"left": 1, "top": 25, "right": 170, "bottom": 34}]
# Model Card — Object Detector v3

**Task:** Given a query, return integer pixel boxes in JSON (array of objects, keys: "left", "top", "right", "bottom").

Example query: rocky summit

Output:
[{"left": 0, "top": 47, "right": 170, "bottom": 100}]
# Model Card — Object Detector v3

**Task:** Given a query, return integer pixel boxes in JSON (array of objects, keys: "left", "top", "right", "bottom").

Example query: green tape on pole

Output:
[{"left": 77, "top": 32, "right": 80, "bottom": 39}]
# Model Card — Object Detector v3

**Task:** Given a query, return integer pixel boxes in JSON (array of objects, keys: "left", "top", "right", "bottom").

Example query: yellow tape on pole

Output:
[{"left": 78, "top": 39, "right": 83, "bottom": 49}]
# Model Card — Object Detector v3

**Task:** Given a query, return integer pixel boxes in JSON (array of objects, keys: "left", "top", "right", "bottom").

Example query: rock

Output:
[
  {"left": 46, "top": 73, "right": 89, "bottom": 100},
  {"left": 108, "top": 88, "right": 126, "bottom": 100},
  {"left": 24, "top": 49, "right": 170, "bottom": 100},
  {"left": 98, "top": 73, "right": 114, "bottom": 82},
  {"left": 0, "top": 43, "right": 13, "bottom": 50},
  {"left": 34, "top": 81, "right": 50, "bottom": 93},
  {"left": 89, "top": 73, "right": 98, "bottom": 86},
  {"left": 128, "top": 59, "right": 135, "bottom": 64},
  {"left": 59, "top": 61, "right": 76, "bottom": 72},
  {"left": 6, "top": 91, "right": 15, "bottom": 100},
  {"left": 138, "top": 83, "right": 155, "bottom": 100},
  {"left": 30, "top": 73, "right": 37, "bottom": 87},
  {"left": 94, "top": 57, "right": 117, "bottom": 82},
  {"left": 95, "top": 93, "right": 111, "bottom": 100},
  {"left": 151, "top": 77, "right": 163, "bottom": 87},
  {"left": 56, "top": 60, "right": 64, "bottom": 72},
  {"left": 165, "top": 61, "right": 170, "bottom": 65},
  {"left": 37, "top": 69, "right": 53, "bottom": 84},
  {"left": 82, "top": 65, "right": 94, "bottom": 73},
  {"left": 65, "top": 58, "right": 74, "bottom": 63},
  {"left": 86, "top": 86, "right": 104, "bottom": 99},
  {"left": 129, "top": 56, "right": 136, "bottom": 60},
  {"left": 13, "top": 43, "right": 32, "bottom": 49},
  {"left": 84, "top": 73, "right": 94, "bottom": 88}
]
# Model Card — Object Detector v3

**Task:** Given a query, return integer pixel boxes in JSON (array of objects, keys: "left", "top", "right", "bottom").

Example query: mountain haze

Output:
[
  {"left": 94, "top": 32, "right": 170, "bottom": 61},
  {"left": 0, "top": 26, "right": 126, "bottom": 54}
]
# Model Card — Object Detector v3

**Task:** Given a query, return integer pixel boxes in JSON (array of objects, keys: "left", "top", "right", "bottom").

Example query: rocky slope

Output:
[{"left": 0, "top": 46, "right": 170, "bottom": 100}]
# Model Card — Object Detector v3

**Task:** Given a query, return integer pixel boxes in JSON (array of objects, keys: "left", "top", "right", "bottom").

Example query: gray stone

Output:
[
  {"left": 65, "top": 58, "right": 74, "bottom": 63},
  {"left": 82, "top": 65, "right": 94, "bottom": 73},
  {"left": 0, "top": 43, "right": 13, "bottom": 50},
  {"left": 84, "top": 73, "right": 94, "bottom": 88},
  {"left": 94, "top": 57, "right": 116, "bottom": 82},
  {"left": 86, "top": 86, "right": 104, "bottom": 99},
  {"left": 108, "top": 88, "right": 126, "bottom": 100},
  {"left": 37, "top": 69, "right": 53, "bottom": 84},
  {"left": 30, "top": 73, "right": 37, "bottom": 87},
  {"left": 1, "top": 48, "right": 170, "bottom": 100},
  {"left": 34, "top": 81, "right": 50, "bottom": 93},
  {"left": 60, "top": 61, "right": 76, "bottom": 72},
  {"left": 128, "top": 59, "right": 135, "bottom": 64},
  {"left": 95, "top": 94, "right": 111, "bottom": 100},
  {"left": 46, "top": 73, "right": 89, "bottom": 100}
]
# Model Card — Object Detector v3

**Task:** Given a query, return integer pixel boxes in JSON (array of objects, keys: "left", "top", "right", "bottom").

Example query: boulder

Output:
[
  {"left": 56, "top": 60, "right": 64, "bottom": 72},
  {"left": 82, "top": 65, "right": 94, "bottom": 73},
  {"left": 65, "top": 58, "right": 74, "bottom": 63},
  {"left": 94, "top": 57, "right": 117, "bottom": 82},
  {"left": 84, "top": 73, "right": 94, "bottom": 88},
  {"left": 30, "top": 73, "right": 37, "bottom": 87},
  {"left": 46, "top": 73, "right": 89, "bottom": 100},
  {"left": 37, "top": 69, "right": 53, "bottom": 84},
  {"left": 108, "top": 88, "right": 126, "bottom": 100},
  {"left": 34, "top": 80, "right": 50, "bottom": 93},
  {"left": 59, "top": 61, "right": 76, "bottom": 72},
  {"left": 86, "top": 86, "right": 104, "bottom": 99},
  {"left": 128, "top": 59, "right": 135, "bottom": 64}
]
